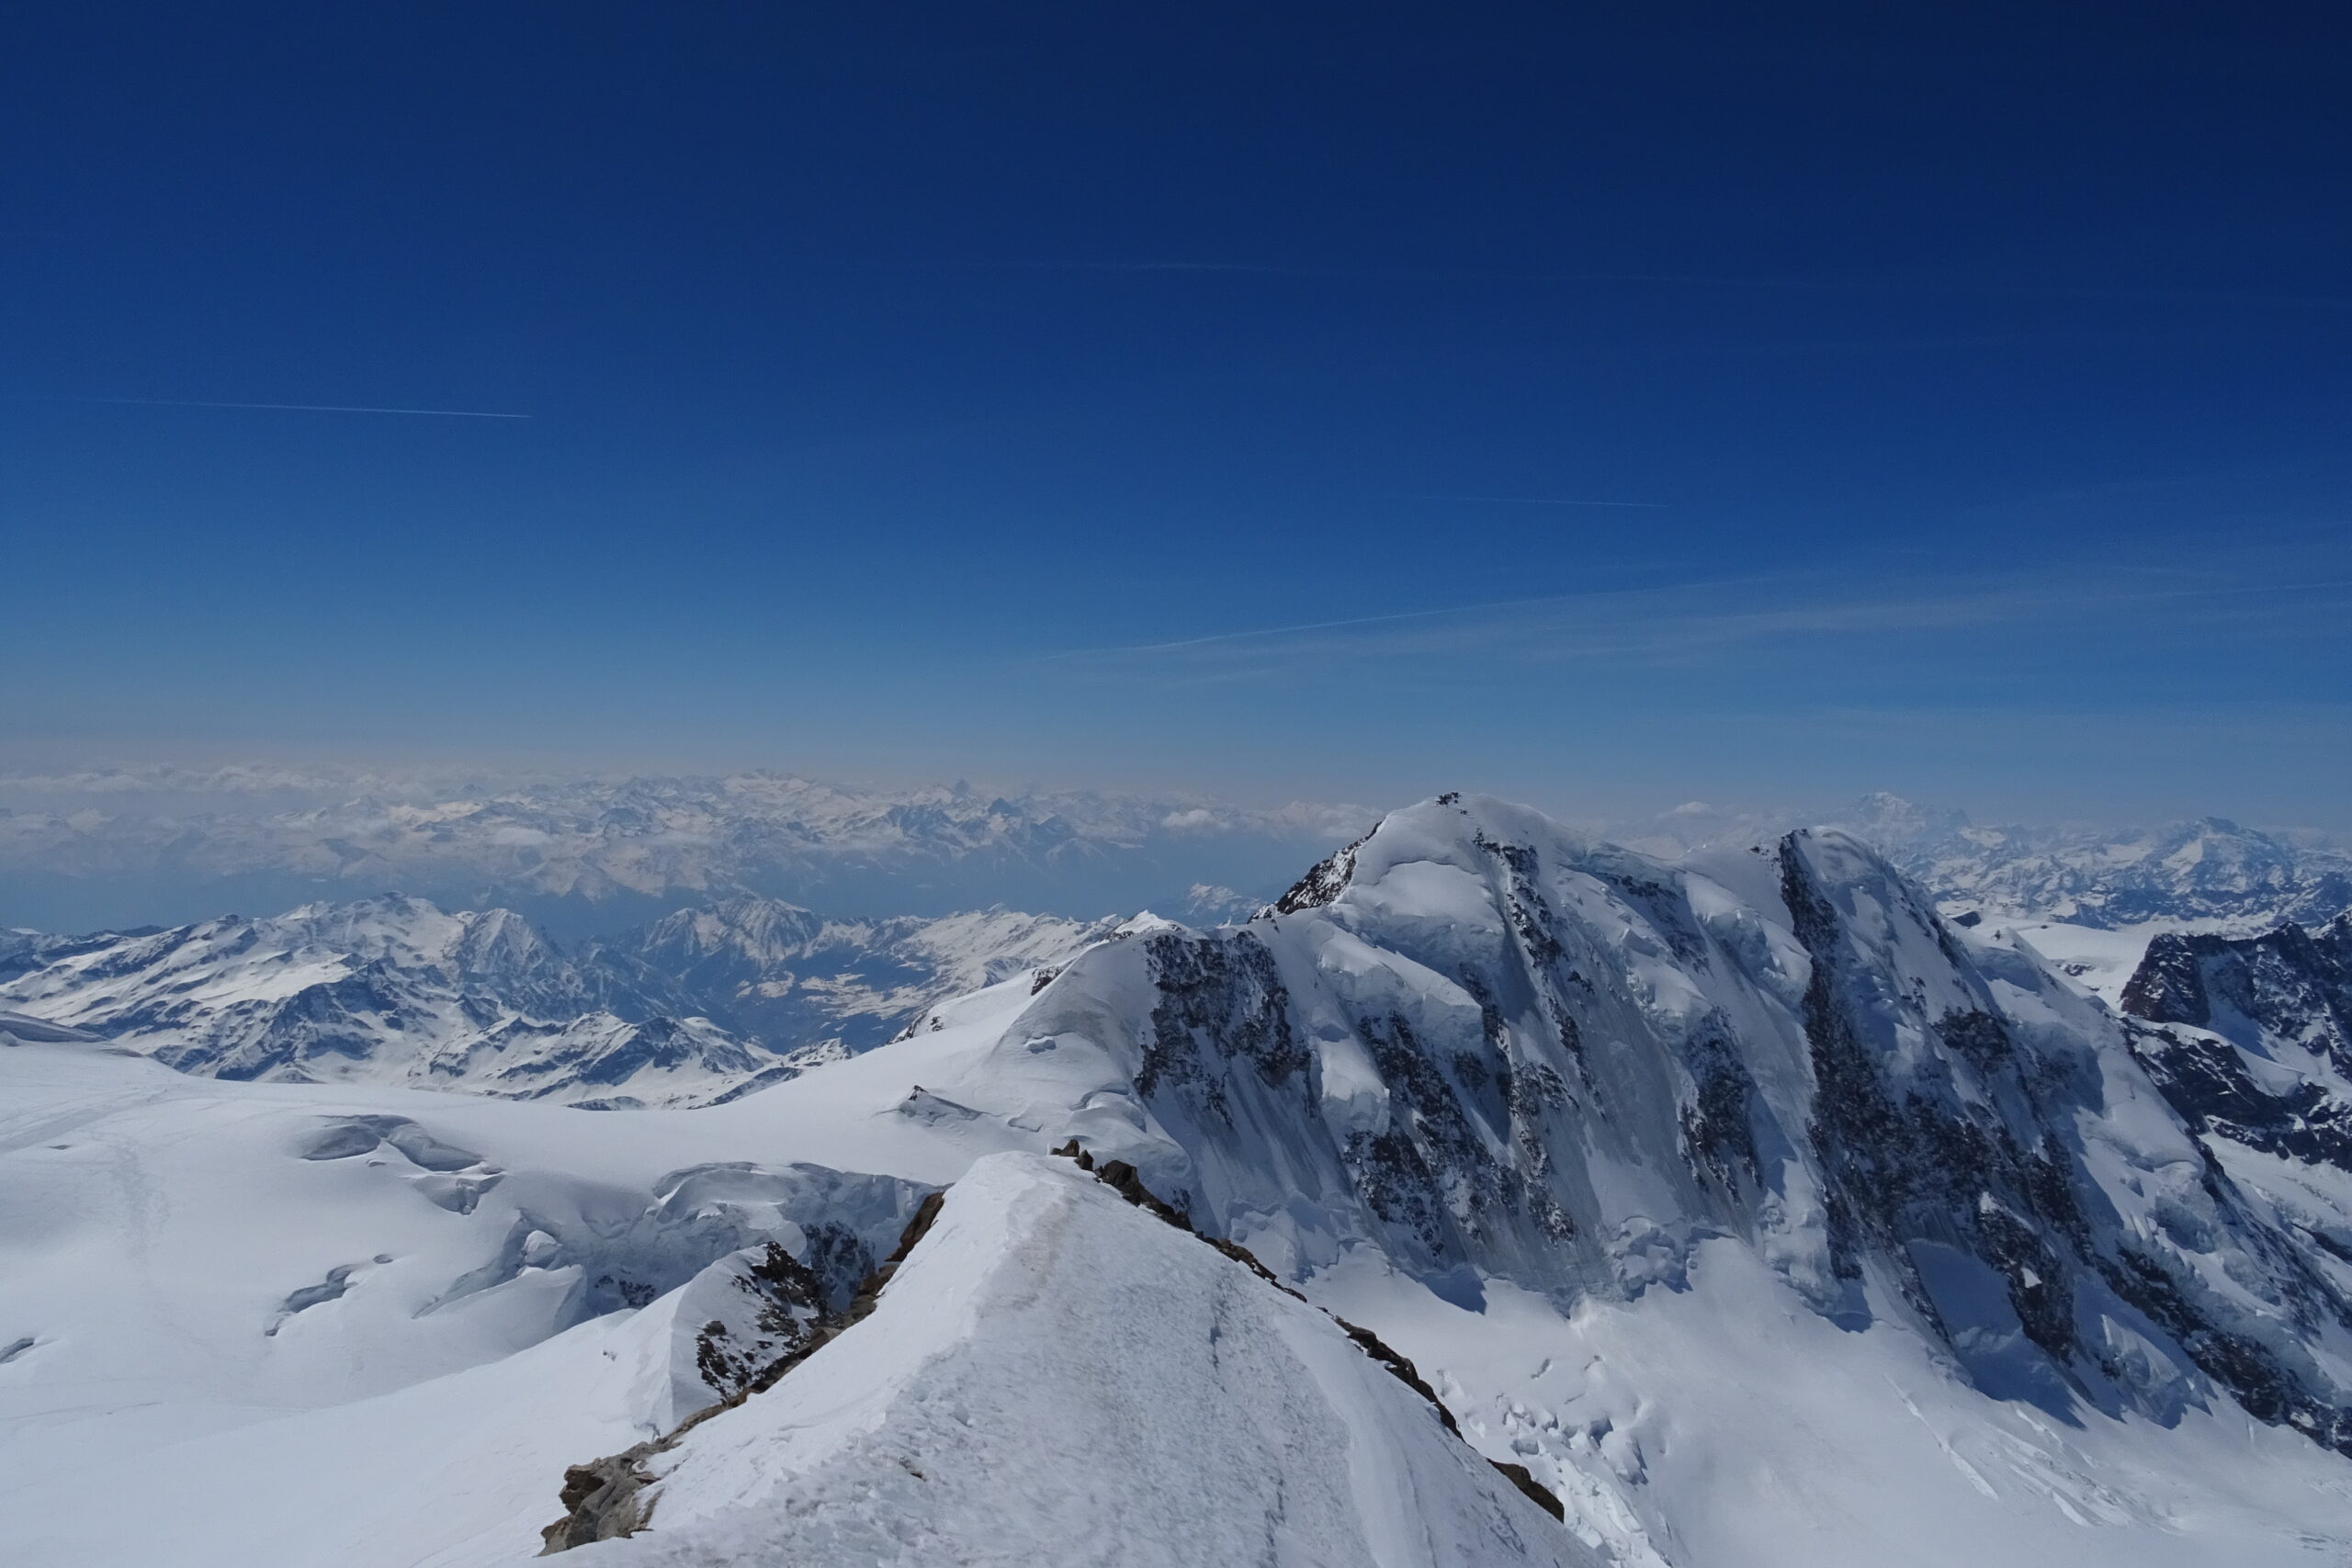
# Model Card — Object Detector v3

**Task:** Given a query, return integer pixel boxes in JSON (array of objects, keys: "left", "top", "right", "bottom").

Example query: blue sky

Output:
[{"left": 6, "top": 4, "right": 2349, "bottom": 826}]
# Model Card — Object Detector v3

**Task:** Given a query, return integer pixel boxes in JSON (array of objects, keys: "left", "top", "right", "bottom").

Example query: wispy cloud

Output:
[
  {"left": 30, "top": 396, "right": 530, "bottom": 420},
  {"left": 959, "top": 259, "right": 2352, "bottom": 316},
  {"left": 1044, "top": 569, "right": 2352, "bottom": 683},
  {"left": 1398, "top": 493, "right": 1671, "bottom": 509}
]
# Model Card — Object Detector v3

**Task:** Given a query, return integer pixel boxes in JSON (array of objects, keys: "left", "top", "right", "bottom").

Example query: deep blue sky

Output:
[{"left": 6, "top": 3, "right": 2349, "bottom": 825}]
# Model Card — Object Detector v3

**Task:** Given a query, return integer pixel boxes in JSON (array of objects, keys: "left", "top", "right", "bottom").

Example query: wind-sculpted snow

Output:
[{"left": 562, "top": 1153, "right": 1592, "bottom": 1568}]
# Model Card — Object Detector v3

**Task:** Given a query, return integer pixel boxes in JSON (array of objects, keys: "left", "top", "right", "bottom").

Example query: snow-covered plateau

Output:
[{"left": 5, "top": 793, "right": 2352, "bottom": 1566}]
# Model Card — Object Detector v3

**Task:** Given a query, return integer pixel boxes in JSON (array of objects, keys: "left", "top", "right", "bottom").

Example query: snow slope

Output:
[
  {"left": 570, "top": 1152, "right": 1591, "bottom": 1568},
  {"left": 0, "top": 1036, "right": 947, "bottom": 1568}
]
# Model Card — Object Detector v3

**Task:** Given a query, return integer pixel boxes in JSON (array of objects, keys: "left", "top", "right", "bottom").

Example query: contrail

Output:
[
  {"left": 1045, "top": 591, "right": 1603, "bottom": 658},
  {"left": 1402, "top": 492, "right": 1670, "bottom": 509},
  {"left": 1054, "top": 571, "right": 2352, "bottom": 662},
  {"left": 35, "top": 396, "right": 530, "bottom": 420}
]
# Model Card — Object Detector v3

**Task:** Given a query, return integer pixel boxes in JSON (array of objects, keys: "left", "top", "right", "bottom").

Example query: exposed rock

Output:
[{"left": 539, "top": 1190, "right": 950, "bottom": 1552}]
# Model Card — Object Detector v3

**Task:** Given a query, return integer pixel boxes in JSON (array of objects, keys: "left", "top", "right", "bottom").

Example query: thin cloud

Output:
[
  {"left": 1048, "top": 570, "right": 2352, "bottom": 680},
  {"left": 1400, "top": 493, "right": 1671, "bottom": 509},
  {"left": 1045, "top": 590, "right": 1615, "bottom": 659},
  {"left": 32, "top": 396, "right": 531, "bottom": 420},
  {"left": 958, "top": 259, "right": 2352, "bottom": 315}
]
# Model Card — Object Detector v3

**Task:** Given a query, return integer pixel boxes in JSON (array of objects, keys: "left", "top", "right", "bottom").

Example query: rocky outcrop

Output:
[
  {"left": 2123, "top": 915, "right": 2352, "bottom": 1067},
  {"left": 538, "top": 1190, "right": 949, "bottom": 1552}
]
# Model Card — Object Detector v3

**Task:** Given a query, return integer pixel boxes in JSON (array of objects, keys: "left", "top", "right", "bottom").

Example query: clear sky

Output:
[{"left": 6, "top": 4, "right": 2349, "bottom": 826}]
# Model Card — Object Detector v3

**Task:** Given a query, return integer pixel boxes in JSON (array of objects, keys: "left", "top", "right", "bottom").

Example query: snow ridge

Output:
[{"left": 574, "top": 1152, "right": 1593, "bottom": 1568}]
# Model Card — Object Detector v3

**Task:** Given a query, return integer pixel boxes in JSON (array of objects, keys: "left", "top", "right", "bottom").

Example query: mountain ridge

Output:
[{"left": 0, "top": 892, "right": 1116, "bottom": 1107}]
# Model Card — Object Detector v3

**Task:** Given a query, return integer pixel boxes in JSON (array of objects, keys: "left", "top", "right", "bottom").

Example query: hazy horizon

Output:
[{"left": 6, "top": 752, "right": 2350, "bottom": 840}]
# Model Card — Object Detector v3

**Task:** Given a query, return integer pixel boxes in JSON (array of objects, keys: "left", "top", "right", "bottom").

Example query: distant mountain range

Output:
[
  {"left": 6, "top": 773, "right": 2349, "bottom": 1111},
  {"left": 6, "top": 768, "right": 2343, "bottom": 938},
  {"left": 0, "top": 894, "right": 1117, "bottom": 1108},
  {"left": 1623, "top": 791, "right": 2352, "bottom": 931},
  {"left": 0, "top": 767, "right": 1368, "bottom": 933}
]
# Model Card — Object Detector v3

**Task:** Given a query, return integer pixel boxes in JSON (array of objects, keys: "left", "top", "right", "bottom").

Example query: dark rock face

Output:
[
  {"left": 1781, "top": 831, "right": 2352, "bottom": 1453},
  {"left": 1779, "top": 840, "right": 2081, "bottom": 1310},
  {"left": 1676, "top": 1016, "right": 1761, "bottom": 1199},
  {"left": 1138, "top": 930, "right": 1309, "bottom": 1114},
  {"left": 2123, "top": 915, "right": 2352, "bottom": 1071},
  {"left": 1264, "top": 830, "right": 1371, "bottom": 917},
  {"left": 2125, "top": 1021, "right": 2352, "bottom": 1170},
  {"left": 691, "top": 1242, "right": 830, "bottom": 1402},
  {"left": 538, "top": 1190, "right": 951, "bottom": 1554},
  {"left": 2116, "top": 914, "right": 2352, "bottom": 1179}
]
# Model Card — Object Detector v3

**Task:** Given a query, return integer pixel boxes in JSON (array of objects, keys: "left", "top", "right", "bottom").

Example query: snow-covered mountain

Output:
[
  {"left": 0, "top": 894, "right": 1115, "bottom": 1107},
  {"left": 7, "top": 793, "right": 2352, "bottom": 1566},
  {"left": 1614, "top": 792, "right": 2352, "bottom": 931},
  {"left": 0, "top": 766, "right": 1365, "bottom": 932},
  {"left": 585, "top": 897, "right": 1121, "bottom": 1054},
  {"left": 2116, "top": 912, "right": 2352, "bottom": 1177},
  {"left": 9, "top": 765, "right": 2343, "bottom": 937},
  {"left": 1839, "top": 793, "right": 2352, "bottom": 929},
  {"left": 0, "top": 896, "right": 779, "bottom": 1108},
  {"left": 1016, "top": 796, "right": 2352, "bottom": 1461},
  {"left": 561, "top": 1153, "right": 1589, "bottom": 1566}
]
